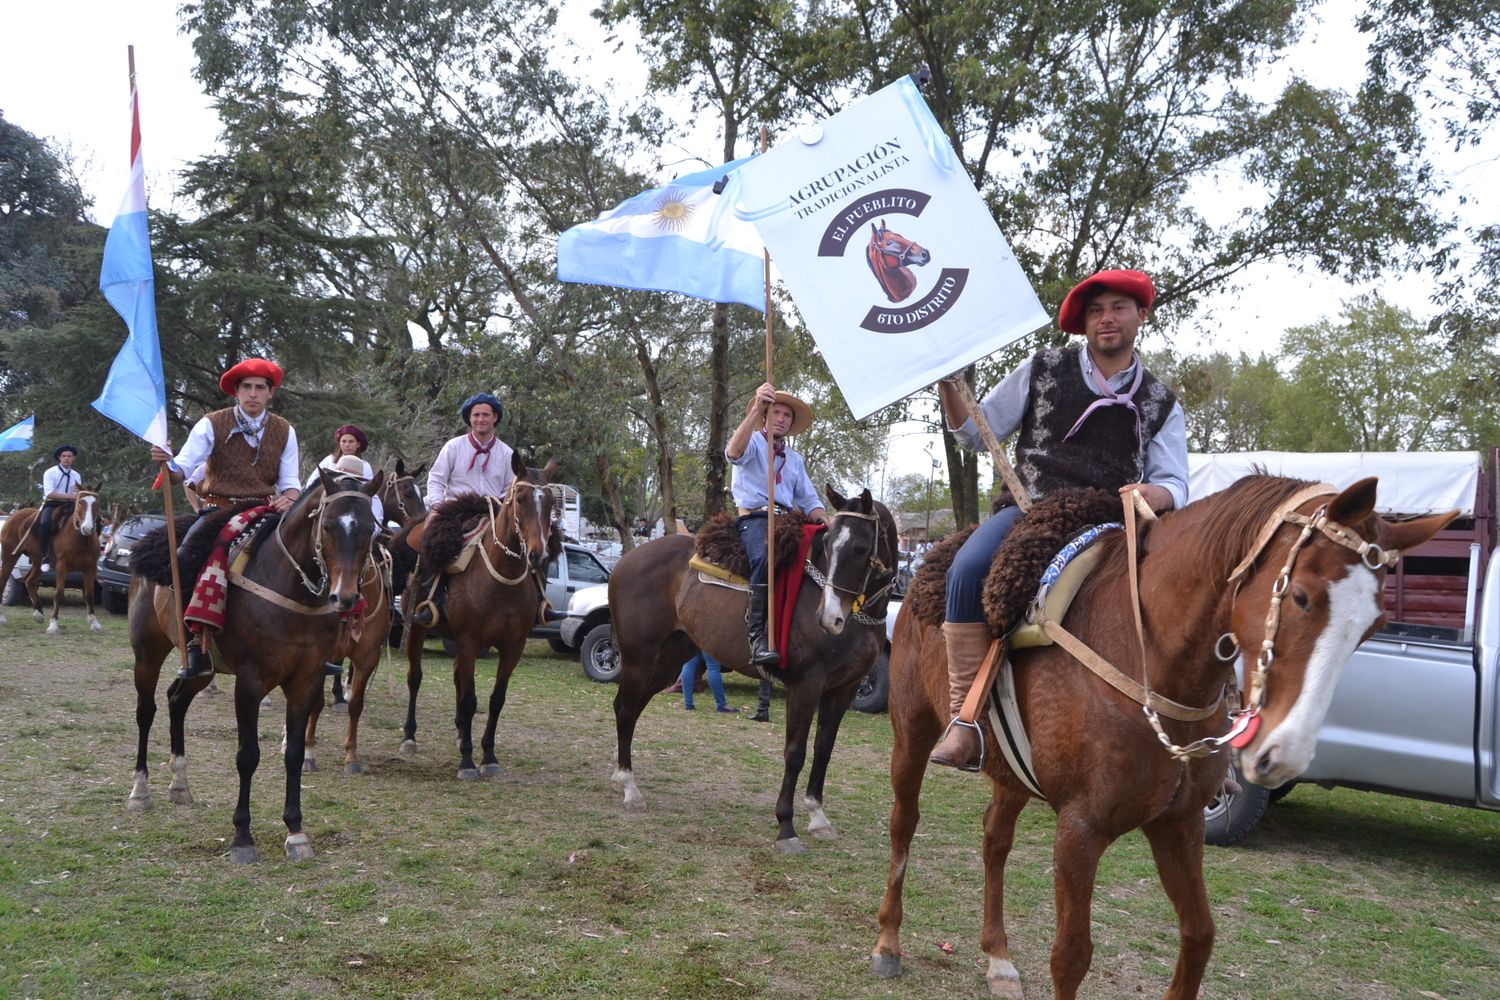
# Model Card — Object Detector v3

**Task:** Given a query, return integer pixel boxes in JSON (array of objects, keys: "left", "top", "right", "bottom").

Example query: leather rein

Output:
[{"left": 473, "top": 480, "right": 550, "bottom": 587}]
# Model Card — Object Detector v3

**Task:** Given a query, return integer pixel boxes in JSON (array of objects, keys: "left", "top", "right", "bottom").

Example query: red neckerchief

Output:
[
  {"left": 466, "top": 432, "right": 494, "bottom": 472},
  {"left": 762, "top": 430, "right": 786, "bottom": 484}
]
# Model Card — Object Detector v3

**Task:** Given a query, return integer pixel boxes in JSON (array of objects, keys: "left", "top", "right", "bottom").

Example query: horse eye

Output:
[{"left": 1292, "top": 587, "right": 1311, "bottom": 612}]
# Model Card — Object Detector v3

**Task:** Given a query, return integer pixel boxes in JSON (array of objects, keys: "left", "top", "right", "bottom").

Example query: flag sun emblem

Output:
[{"left": 651, "top": 188, "right": 694, "bottom": 231}]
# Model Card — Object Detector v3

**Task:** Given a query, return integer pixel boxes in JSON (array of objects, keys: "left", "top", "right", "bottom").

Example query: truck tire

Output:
[
  {"left": 853, "top": 653, "right": 889, "bottom": 714},
  {"left": 579, "top": 623, "right": 620, "bottom": 683},
  {"left": 1204, "top": 763, "right": 1271, "bottom": 846},
  {"left": 2, "top": 577, "right": 24, "bottom": 606},
  {"left": 548, "top": 636, "right": 572, "bottom": 655}
]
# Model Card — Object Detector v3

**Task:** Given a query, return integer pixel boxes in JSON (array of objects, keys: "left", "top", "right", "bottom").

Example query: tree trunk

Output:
[{"left": 703, "top": 301, "right": 731, "bottom": 517}]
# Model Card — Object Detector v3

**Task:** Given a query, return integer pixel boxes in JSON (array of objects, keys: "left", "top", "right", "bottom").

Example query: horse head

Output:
[
  {"left": 816, "top": 484, "right": 899, "bottom": 635},
  {"left": 71, "top": 489, "right": 101, "bottom": 537},
  {"left": 866, "top": 220, "right": 930, "bottom": 304},
  {"left": 1226, "top": 477, "right": 1457, "bottom": 788},
  {"left": 386, "top": 458, "right": 428, "bottom": 526},
  {"left": 506, "top": 451, "right": 558, "bottom": 573},
  {"left": 314, "top": 467, "right": 386, "bottom": 612}
]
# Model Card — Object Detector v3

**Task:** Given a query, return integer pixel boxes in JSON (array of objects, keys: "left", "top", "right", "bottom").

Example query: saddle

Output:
[
  {"left": 131, "top": 502, "right": 271, "bottom": 588},
  {"left": 411, "top": 494, "right": 493, "bottom": 572},
  {"left": 690, "top": 511, "right": 811, "bottom": 585}
]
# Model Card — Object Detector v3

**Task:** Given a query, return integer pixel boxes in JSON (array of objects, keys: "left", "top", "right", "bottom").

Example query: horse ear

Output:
[
  {"left": 395, "top": 457, "right": 407, "bottom": 478},
  {"left": 1327, "top": 477, "right": 1377, "bottom": 525},
  {"left": 825, "top": 482, "right": 847, "bottom": 509},
  {"left": 541, "top": 458, "right": 558, "bottom": 484},
  {"left": 512, "top": 449, "right": 527, "bottom": 477},
  {"left": 1380, "top": 508, "right": 1458, "bottom": 552},
  {"left": 365, "top": 470, "right": 387, "bottom": 497},
  {"left": 859, "top": 488, "right": 873, "bottom": 512},
  {"left": 316, "top": 466, "right": 338, "bottom": 494},
  {"left": 411, "top": 462, "right": 428, "bottom": 479}
]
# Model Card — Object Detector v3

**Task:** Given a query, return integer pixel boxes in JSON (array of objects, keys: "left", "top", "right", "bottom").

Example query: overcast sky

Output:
[{"left": 3, "top": 1, "right": 1492, "bottom": 483}]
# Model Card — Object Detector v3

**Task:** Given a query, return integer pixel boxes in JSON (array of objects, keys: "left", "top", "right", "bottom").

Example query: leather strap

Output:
[{"left": 958, "top": 636, "right": 1005, "bottom": 726}]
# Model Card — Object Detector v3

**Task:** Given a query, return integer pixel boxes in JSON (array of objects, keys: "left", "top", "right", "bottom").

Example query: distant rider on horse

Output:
[
  {"left": 149, "top": 357, "right": 302, "bottom": 678},
  {"left": 726, "top": 382, "right": 827, "bottom": 670},
  {"left": 409, "top": 392, "right": 516, "bottom": 627},
  {"left": 930, "top": 269, "right": 1189, "bottom": 770},
  {"left": 36, "top": 444, "right": 83, "bottom": 569}
]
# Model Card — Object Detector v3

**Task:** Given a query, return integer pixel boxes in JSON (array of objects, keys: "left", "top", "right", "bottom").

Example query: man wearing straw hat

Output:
[
  {"left": 929, "top": 269, "right": 1188, "bottom": 770},
  {"left": 726, "top": 381, "right": 827, "bottom": 670}
]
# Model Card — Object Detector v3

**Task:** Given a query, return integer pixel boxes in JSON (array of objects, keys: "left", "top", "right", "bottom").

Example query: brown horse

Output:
[
  {"left": 400, "top": 455, "right": 558, "bottom": 779},
  {"left": 126, "top": 468, "right": 384, "bottom": 862},
  {"left": 870, "top": 476, "right": 1457, "bottom": 998},
  {"left": 298, "top": 461, "right": 429, "bottom": 774},
  {"left": 0, "top": 490, "right": 105, "bottom": 634},
  {"left": 609, "top": 486, "right": 898, "bottom": 851},
  {"left": 865, "top": 220, "right": 930, "bottom": 302}
]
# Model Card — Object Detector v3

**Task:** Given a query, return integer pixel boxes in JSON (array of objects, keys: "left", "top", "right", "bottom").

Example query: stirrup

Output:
[
  {"left": 410, "top": 598, "right": 440, "bottom": 626},
  {"left": 934, "top": 717, "right": 985, "bottom": 772}
]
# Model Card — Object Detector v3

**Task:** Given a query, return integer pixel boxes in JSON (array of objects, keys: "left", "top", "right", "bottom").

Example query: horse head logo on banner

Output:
[{"left": 865, "top": 220, "right": 930, "bottom": 302}]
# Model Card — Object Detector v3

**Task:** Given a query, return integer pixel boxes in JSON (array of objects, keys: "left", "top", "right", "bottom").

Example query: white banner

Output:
[{"left": 733, "top": 77, "right": 1048, "bottom": 419}]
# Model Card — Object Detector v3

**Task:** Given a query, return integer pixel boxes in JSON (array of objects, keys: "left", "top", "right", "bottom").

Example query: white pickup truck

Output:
[{"left": 1196, "top": 450, "right": 1498, "bottom": 844}]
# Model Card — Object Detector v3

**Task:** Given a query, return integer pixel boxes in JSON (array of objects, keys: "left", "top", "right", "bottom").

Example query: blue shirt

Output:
[
  {"left": 728, "top": 432, "right": 822, "bottom": 515},
  {"left": 952, "top": 350, "right": 1189, "bottom": 510}
]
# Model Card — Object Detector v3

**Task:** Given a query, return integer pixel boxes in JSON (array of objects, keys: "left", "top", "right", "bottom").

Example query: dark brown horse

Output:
[
  {"left": 378, "top": 458, "right": 427, "bottom": 534},
  {"left": 0, "top": 489, "right": 105, "bottom": 634},
  {"left": 865, "top": 220, "right": 930, "bottom": 303},
  {"left": 609, "top": 486, "right": 898, "bottom": 852},
  {"left": 870, "top": 476, "right": 1457, "bottom": 998},
  {"left": 125, "top": 468, "right": 384, "bottom": 862},
  {"left": 400, "top": 455, "right": 558, "bottom": 779}
]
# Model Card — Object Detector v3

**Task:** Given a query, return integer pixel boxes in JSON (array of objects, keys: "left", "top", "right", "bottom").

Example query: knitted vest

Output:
[
  {"left": 202, "top": 407, "right": 291, "bottom": 499},
  {"left": 1004, "top": 347, "right": 1177, "bottom": 506}
]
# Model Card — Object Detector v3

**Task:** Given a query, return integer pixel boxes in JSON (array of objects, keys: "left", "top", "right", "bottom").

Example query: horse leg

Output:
[
  {"left": 46, "top": 557, "right": 64, "bottom": 634},
  {"left": 400, "top": 627, "right": 426, "bottom": 756},
  {"left": 162, "top": 671, "right": 212, "bottom": 805},
  {"left": 82, "top": 560, "right": 102, "bottom": 632},
  {"left": 1142, "top": 811, "right": 1215, "bottom": 1000},
  {"left": 772, "top": 681, "right": 823, "bottom": 853},
  {"left": 301, "top": 685, "right": 323, "bottom": 774},
  {"left": 477, "top": 642, "right": 520, "bottom": 777},
  {"left": 802, "top": 679, "right": 862, "bottom": 841},
  {"left": 343, "top": 645, "right": 376, "bottom": 775},
  {"left": 27, "top": 567, "right": 44, "bottom": 623},
  {"left": 229, "top": 673, "right": 264, "bottom": 863},
  {"left": 980, "top": 786, "right": 1031, "bottom": 998},
  {"left": 609, "top": 637, "right": 677, "bottom": 812},
  {"left": 871, "top": 690, "right": 945, "bottom": 979},
  {"left": 1048, "top": 814, "right": 1111, "bottom": 1000},
  {"left": 452, "top": 640, "right": 480, "bottom": 780},
  {"left": 280, "top": 669, "right": 321, "bottom": 861},
  {"left": 127, "top": 626, "right": 174, "bottom": 811}
]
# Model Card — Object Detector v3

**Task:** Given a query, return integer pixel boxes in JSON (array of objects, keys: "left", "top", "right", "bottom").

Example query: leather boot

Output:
[
  {"left": 178, "top": 634, "right": 214, "bottom": 679},
  {"left": 929, "top": 621, "right": 993, "bottom": 770},
  {"left": 750, "top": 679, "right": 773, "bottom": 722},
  {"left": 409, "top": 568, "right": 444, "bottom": 627},
  {"left": 746, "top": 584, "right": 780, "bottom": 670}
]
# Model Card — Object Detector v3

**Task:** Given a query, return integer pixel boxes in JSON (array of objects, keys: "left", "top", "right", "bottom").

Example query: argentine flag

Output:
[
  {"left": 0, "top": 415, "right": 35, "bottom": 452},
  {"left": 558, "top": 157, "right": 766, "bottom": 311},
  {"left": 93, "top": 80, "right": 169, "bottom": 449}
]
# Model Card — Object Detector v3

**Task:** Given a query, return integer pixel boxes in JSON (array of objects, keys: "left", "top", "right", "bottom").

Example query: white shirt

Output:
[
  {"left": 169, "top": 408, "right": 301, "bottom": 495},
  {"left": 41, "top": 465, "right": 81, "bottom": 501},
  {"left": 304, "top": 454, "right": 374, "bottom": 487},
  {"left": 424, "top": 433, "right": 516, "bottom": 507},
  {"left": 303, "top": 458, "right": 384, "bottom": 533}
]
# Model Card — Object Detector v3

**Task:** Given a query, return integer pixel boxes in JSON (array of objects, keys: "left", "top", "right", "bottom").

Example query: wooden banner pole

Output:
[{"left": 760, "top": 126, "right": 777, "bottom": 645}]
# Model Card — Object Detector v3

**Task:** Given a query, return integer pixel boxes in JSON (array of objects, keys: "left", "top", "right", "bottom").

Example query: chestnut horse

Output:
[
  {"left": 609, "top": 486, "right": 898, "bottom": 852},
  {"left": 400, "top": 456, "right": 558, "bottom": 779},
  {"left": 0, "top": 490, "right": 105, "bottom": 634},
  {"left": 126, "top": 468, "right": 384, "bottom": 862},
  {"left": 298, "top": 460, "right": 429, "bottom": 774},
  {"left": 870, "top": 476, "right": 1457, "bottom": 998},
  {"left": 865, "top": 220, "right": 930, "bottom": 303}
]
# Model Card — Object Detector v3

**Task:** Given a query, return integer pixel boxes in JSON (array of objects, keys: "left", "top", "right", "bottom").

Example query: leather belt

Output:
[
  {"left": 198, "top": 492, "right": 265, "bottom": 509},
  {"left": 737, "top": 504, "right": 794, "bottom": 517}
]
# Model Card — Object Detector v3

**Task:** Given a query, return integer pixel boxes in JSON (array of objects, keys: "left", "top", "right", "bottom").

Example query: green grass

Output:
[{"left": 0, "top": 602, "right": 1497, "bottom": 998}]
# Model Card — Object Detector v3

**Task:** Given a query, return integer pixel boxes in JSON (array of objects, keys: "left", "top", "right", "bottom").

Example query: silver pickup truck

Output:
[{"left": 1196, "top": 450, "right": 1499, "bottom": 844}]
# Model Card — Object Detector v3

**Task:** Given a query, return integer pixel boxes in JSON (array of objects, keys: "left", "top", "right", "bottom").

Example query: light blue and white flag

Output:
[
  {"left": 557, "top": 157, "right": 766, "bottom": 311},
  {"left": 93, "top": 79, "right": 169, "bottom": 449},
  {"left": 0, "top": 415, "right": 35, "bottom": 452}
]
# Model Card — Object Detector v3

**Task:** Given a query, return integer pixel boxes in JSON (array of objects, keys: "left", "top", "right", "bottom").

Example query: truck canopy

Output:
[{"left": 1188, "top": 451, "right": 1484, "bottom": 516}]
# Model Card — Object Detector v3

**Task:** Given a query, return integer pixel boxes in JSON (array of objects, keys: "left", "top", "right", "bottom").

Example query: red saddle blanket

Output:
[
  {"left": 772, "top": 523, "right": 825, "bottom": 670},
  {"left": 184, "top": 506, "right": 273, "bottom": 634}
]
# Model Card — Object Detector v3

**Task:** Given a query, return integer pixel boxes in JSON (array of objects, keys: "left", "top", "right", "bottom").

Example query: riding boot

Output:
[
  {"left": 178, "top": 632, "right": 214, "bottom": 679},
  {"left": 929, "top": 621, "right": 994, "bottom": 770},
  {"left": 750, "top": 678, "right": 773, "bottom": 722},
  {"left": 746, "top": 584, "right": 780, "bottom": 670},
  {"left": 408, "top": 568, "right": 445, "bottom": 627}
]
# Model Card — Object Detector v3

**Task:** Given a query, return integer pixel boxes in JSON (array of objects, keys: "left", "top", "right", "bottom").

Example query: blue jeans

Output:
[
  {"left": 944, "top": 504, "right": 1024, "bottom": 623},
  {"left": 681, "top": 651, "right": 727, "bottom": 710},
  {"left": 736, "top": 513, "right": 770, "bottom": 586}
]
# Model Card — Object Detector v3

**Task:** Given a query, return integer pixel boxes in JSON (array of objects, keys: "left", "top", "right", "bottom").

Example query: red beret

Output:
[
  {"left": 1057, "top": 270, "right": 1155, "bottom": 334},
  {"left": 334, "top": 424, "right": 369, "bottom": 452},
  {"left": 219, "top": 358, "right": 285, "bottom": 395}
]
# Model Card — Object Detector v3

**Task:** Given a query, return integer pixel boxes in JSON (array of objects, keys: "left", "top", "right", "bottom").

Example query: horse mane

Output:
[
  {"left": 1186, "top": 474, "right": 1326, "bottom": 581},
  {"left": 693, "top": 511, "right": 812, "bottom": 580}
]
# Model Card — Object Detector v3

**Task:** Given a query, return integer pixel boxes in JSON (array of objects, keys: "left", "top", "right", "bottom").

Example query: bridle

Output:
[
  {"left": 474, "top": 480, "right": 551, "bottom": 586},
  {"left": 274, "top": 479, "right": 376, "bottom": 597},
  {"left": 802, "top": 507, "right": 895, "bottom": 626},
  {"left": 384, "top": 473, "right": 423, "bottom": 525}
]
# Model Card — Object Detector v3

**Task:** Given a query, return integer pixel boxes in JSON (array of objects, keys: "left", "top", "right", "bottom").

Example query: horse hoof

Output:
[
  {"left": 399, "top": 740, "right": 418, "bottom": 757},
  {"left": 34, "top": 611, "right": 45, "bottom": 624},
  {"left": 169, "top": 788, "right": 194, "bottom": 806},
  {"left": 775, "top": 837, "right": 807, "bottom": 855},
  {"left": 302, "top": 757, "right": 319, "bottom": 774},
  {"left": 479, "top": 763, "right": 502, "bottom": 777},
  {"left": 810, "top": 824, "right": 839, "bottom": 841},
  {"left": 90, "top": 621, "right": 103, "bottom": 633},
  {"left": 331, "top": 702, "right": 348, "bottom": 714},
  {"left": 457, "top": 767, "right": 480, "bottom": 781},
  {"left": 230, "top": 845, "right": 260, "bottom": 864},
  {"left": 344, "top": 761, "right": 363, "bottom": 776},
  {"left": 126, "top": 794, "right": 150, "bottom": 812},
  {"left": 284, "top": 833, "right": 315, "bottom": 862},
  {"left": 45, "top": 620, "right": 58, "bottom": 633},
  {"left": 870, "top": 952, "right": 903, "bottom": 979},
  {"left": 987, "top": 958, "right": 1024, "bottom": 998}
]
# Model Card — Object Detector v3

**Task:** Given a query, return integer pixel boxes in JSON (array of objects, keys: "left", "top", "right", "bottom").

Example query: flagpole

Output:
[
  {"left": 759, "top": 125, "right": 778, "bottom": 652},
  {"left": 123, "top": 44, "right": 190, "bottom": 674},
  {"left": 946, "top": 373, "right": 1031, "bottom": 513}
]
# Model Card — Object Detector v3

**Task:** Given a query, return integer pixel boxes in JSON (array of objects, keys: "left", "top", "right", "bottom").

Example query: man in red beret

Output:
[
  {"left": 148, "top": 357, "right": 302, "bottom": 677},
  {"left": 929, "top": 269, "right": 1188, "bottom": 770}
]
